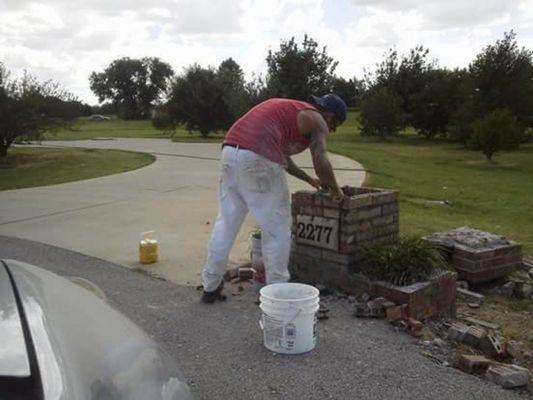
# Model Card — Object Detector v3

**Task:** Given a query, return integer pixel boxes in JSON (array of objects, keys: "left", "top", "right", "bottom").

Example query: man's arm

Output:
[
  {"left": 298, "top": 110, "right": 343, "bottom": 197},
  {"left": 285, "top": 156, "right": 321, "bottom": 189}
]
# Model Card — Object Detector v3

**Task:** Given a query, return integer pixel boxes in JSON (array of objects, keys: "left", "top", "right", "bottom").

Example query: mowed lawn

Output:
[
  {"left": 29, "top": 112, "right": 533, "bottom": 252},
  {"left": 0, "top": 147, "right": 154, "bottom": 190},
  {"left": 45, "top": 118, "right": 224, "bottom": 142}
]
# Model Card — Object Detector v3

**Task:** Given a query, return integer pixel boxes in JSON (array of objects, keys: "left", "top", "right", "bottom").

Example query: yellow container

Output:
[{"left": 139, "top": 231, "right": 159, "bottom": 264}]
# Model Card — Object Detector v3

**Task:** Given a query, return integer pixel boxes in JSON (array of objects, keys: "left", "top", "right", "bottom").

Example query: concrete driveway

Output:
[{"left": 0, "top": 139, "right": 365, "bottom": 286}]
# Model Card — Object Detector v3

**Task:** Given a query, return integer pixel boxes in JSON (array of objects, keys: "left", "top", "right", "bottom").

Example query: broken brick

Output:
[
  {"left": 485, "top": 364, "right": 531, "bottom": 389},
  {"left": 457, "top": 288, "right": 485, "bottom": 305},
  {"left": 457, "top": 354, "right": 492, "bottom": 375},
  {"left": 373, "top": 297, "right": 396, "bottom": 309},
  {"left": 354, "top": 301, "right": 385, "bottom": 318},
  {"left": 238, "top": 267, "right": 254, "bottom": 281},
  {"left": 448, "top": 322, "right": 486, "bottom": 347},
  {"left": 464, "top": 317, "right": 499, "bottom": 331},
  {"left": 405, "top": 317, "right": 423, "bottom": 337},
  {"left": 481, "top": 335, "right": 507, "bottom": 359},
  {"left": 386, "top": 304, "right": 408, "bottom": 321}
]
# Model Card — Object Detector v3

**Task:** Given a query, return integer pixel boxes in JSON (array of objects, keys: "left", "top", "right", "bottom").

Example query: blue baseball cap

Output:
[{"left": 310, "top": 93, "right": 347, "bottom": 125}]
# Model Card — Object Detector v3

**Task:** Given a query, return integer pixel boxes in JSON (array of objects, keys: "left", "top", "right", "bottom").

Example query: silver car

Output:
[{"left": 0, "top": 259, "right": 193, "bottom": 400}]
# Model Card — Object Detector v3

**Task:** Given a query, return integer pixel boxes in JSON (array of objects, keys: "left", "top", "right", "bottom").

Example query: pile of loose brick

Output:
[
  {"left": 425, "top": 227, "right": 523, "bottom": 284},
  {"left": 449, "top": 321, "right": 531, "bottom": 389}
]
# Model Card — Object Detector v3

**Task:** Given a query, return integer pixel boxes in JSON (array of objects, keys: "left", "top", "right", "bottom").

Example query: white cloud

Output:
[{"left": 1, "top": 0, "right": 533, "bottom": 103}]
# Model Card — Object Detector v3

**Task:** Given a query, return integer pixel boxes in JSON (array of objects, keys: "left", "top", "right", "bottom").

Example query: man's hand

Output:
[{"left": 307, "top": 177, "right": 322, "bottom": 190}]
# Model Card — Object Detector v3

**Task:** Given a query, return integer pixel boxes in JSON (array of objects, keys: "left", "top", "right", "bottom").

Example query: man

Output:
[{"left": 201, "top": 94, "right": 347, "bottom": 303}]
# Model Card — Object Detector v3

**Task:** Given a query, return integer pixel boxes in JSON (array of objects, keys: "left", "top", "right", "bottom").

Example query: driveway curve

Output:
[{"left": 0, "top": 139, "right": 365, "bottom": 285}]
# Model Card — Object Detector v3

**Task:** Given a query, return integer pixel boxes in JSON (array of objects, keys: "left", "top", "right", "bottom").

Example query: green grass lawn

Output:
[
  {"left": 45, "top": 118, "right": 223, "bottom": 142},
  {"left": 0, "top": 147, "right": 154, "bottom": 190},
  {"left": 329, "top": 113, "right": 533, "bottom": 253}
]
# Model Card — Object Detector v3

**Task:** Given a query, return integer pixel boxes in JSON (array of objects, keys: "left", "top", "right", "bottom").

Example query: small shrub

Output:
[
  {"left": 471, "top": 108, "right": 524, "bottom": 161},
  {"left": 152, "top": 108, "right": 176, "bottom": 136},
  {"left": 359, "top": 87, "right": 405, "bottom": 137},
  {"left": 357, "top": 237, "right": 448, "bottom": 286}
]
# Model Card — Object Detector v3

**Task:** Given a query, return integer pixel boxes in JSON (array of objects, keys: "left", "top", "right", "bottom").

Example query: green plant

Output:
[
  {"left": 357, "top": 236, "right": 448, "bottom": 286},
  {"left": 471, "top": 108, "right": 524, "bottom": 161},
  {"left": 359, "top": 87, "right": 405, "bottom": 137}
]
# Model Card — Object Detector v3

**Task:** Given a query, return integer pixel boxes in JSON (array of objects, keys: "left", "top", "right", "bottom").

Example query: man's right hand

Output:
[{"left": 307, "top": 177, "right": 322, "bottom": 190}]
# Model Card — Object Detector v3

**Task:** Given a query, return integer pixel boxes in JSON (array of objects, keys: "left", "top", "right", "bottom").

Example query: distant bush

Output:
[
  {"left": 151, "top": 108, "right": 176, "bottom": 136},
  {"left": 471, "top": 108, "right": 524, "bottom": 161},
  {"left": 359, "top": 87, "right": 404, "bottom": 137}
]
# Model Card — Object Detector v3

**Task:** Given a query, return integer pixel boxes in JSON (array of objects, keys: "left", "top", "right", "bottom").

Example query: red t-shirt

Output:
[{"left": 224, "top": 98, "right": 316, "bottom": 165}]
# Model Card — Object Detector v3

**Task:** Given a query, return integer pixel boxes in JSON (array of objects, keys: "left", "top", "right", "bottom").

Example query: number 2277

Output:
[{"left": 296, "top": 222, "right": 332, "bottom": 243}]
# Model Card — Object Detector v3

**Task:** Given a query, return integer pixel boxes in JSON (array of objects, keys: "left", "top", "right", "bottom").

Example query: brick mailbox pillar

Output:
[{"left": 290, "top": 187, "right": 399, "bottom": 293}]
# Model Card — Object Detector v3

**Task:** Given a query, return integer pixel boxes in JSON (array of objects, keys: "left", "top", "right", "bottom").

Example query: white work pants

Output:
[{"left": 202, "top": 146, "right": 291, "bottom": 292}]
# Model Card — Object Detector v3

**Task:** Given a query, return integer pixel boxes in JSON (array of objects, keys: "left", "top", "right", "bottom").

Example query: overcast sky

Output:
[{"left": 1, "top": 0, "right": 533, "bottom": 105}]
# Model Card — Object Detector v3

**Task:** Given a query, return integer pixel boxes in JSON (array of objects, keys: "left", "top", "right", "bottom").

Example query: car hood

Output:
[{"left": 1, "top": 259, "right": 192, "bottom": 400}]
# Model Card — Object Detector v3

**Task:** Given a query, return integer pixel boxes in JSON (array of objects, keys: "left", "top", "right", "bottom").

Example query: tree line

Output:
[
  {"left": 1, "top": 31, "right": 532, "bottom": 160},
  {"left": 89, "top": 31, "right": 532, "bottom": 159}
]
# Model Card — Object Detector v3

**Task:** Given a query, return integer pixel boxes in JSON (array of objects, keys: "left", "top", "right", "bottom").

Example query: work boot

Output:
[{"left": 201, "top": 281, "right": 226, "bottom": 304}]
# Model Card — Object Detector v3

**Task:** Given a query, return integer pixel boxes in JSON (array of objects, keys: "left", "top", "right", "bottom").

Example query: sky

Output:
[{"left": 1, "top": 0, "right": 533, "bottom": 105}]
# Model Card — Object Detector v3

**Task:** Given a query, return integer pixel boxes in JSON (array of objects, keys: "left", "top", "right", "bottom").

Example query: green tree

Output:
[
  {"left": 471, "top": 108, "right": 524, "bottom": 161},
  {"left": 0, "top": 63, "right": 78, "bottom": 157},
  {"left": 244, "top": 73, "right": 268, "bottom": 107},
  {"left": 411, "top": 68, "right": 467, "bottom": 137},
  {"left": 266, "top": 35, "right": 338, "bottom": 100},
  {"left": 89, "top": 57, "right": 174, "bottom": 120},
  {"left": 469, "top": 31, "right": 533, "bottom": 128},
  {"left": 332, "top": 77, "right": 363, "bottom": 108},
  {"left": 216, "top": 58, "right": 248, "bottom": 128},
  {"left": 366, "top": 46, "right": 437, "bottom": 130},
  {"left": 167, "top": 64, "right": 227, "bottom": 137},
  {"left": 359, "top": 87, "right": 404, "bottom": 137}
]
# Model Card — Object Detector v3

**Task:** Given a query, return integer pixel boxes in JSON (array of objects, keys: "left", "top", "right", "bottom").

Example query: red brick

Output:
[
  {"left": 386, "top": 304, "right": 408, "bottom": 321},
  {"left": 448, "top": 323, "right": 486, "bottom": 347},
  {"left": 381, "top": 202, "right": 399, "bottom": 215},
  {"left": 372, "top": 191, "right": 399, "bottom": 205},
  {"left": 341, "top": 193, "right": 373, "bottom": 210},
  {"left": 323, "top": 208, "right": 340, "bottom": 219},
  {"left": 457, "top": 354, "right": 492, "bottom": 374},
  {"left": 481, "top": 335, "right": 506, "bottom": 359},
  {"left": 292, "top": 191, "right": 314, "bottom": 206},
  {"left": 238, "top": 267, "right": 254, "bottom": 280},
  {"left": 355, "top": 206, "right": 382, "bottom": 221}
]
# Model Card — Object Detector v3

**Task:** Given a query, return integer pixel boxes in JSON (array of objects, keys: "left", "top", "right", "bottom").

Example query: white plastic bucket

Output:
[{"left": 259, "top": 283, "right": 320, "bottom": 354}]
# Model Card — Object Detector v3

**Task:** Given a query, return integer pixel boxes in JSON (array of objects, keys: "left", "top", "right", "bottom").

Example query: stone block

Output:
[
  {"left": 457, "top": 354, "right": 492, "bottom": 374},
  {"left": 457, "top": 288, "right": 485, "bottom": 305},
  {"left": 481, "top": 335, "right": 506, "bottom": 359},
  {"left": 485, "top": 364, "right": 530, "bottom": 389},
  {"left": 448, "top": 322, "right": 486, "bottom": 347}
]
